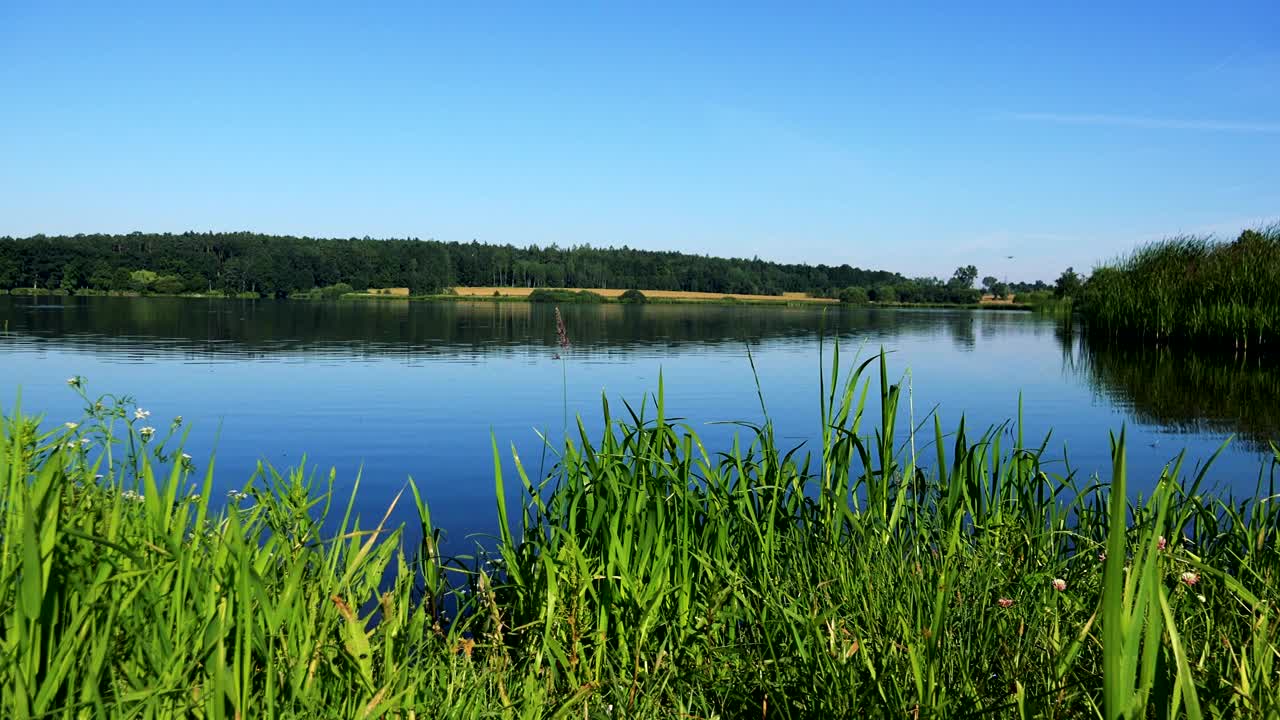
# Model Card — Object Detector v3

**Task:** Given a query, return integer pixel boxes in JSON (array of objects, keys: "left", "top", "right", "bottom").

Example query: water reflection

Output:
[
  {"left": 3, "top": 295, "right": 1277, "bottom": 459},
  {"left": 1, "top": 296, "right": 1036, "bottom": 361},
  {"left": 948, "top": 313, "right": 977, "bottom": 351},
  {"left": 1065, "top": 331, "right": 1280, "bottom": 453}
]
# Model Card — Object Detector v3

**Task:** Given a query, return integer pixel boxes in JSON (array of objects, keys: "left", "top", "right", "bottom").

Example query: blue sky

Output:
[{"left": 2, "top": 2, "right": 1277, "bottom": 281}]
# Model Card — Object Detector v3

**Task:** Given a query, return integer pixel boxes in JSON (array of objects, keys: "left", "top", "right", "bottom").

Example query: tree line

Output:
[{"left": 0, "top": 231, "right": 1048, "bottom": 302}]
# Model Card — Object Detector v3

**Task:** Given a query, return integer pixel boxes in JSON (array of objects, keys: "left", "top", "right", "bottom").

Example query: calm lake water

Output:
[{"left": 2, "top": 296, "right": 1277, "bottom": 547}]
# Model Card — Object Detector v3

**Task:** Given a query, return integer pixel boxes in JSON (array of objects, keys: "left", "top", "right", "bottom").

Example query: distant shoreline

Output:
[{"left": 1, "top": 286, "right": 1033, "bottom": 310}]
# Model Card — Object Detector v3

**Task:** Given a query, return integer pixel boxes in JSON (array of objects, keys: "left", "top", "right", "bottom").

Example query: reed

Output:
[
  {"left": 1020, "top": 290, "right": 1074, "bottom": 316},
  {"left": 1080, "top": 226, "right": 1280, "bottom": 351},
  {"left": 2, "top": 356, "right": 1278, "bottom": 718}
]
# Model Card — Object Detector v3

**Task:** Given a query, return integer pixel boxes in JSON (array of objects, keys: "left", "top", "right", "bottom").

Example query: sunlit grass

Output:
[
  {"left": 1080, "top": 226, "right": 1280, "bottom": 351},
  {"left": 2, "top": 354, "right": 1278, "bottom": 718}
]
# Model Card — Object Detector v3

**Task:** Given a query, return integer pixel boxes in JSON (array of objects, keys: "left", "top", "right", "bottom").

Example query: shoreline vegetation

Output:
[
  {"left": 1079, "top": 227, "right": 1280, "bottom": 351},
  {"left": 3, "top": 353, "right": 1278, "bottom": 717},
  {"left": 0, "top": 284, "right": 1036, "bottom": 310},
  {"left": 5, "top": 226, "right": 1276, "bottom": 324},
  {"left": 0, "top": 231, "right": 1048, "bottom": 306}
]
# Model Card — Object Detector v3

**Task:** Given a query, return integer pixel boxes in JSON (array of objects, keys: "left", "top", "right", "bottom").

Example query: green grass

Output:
[
  {"left": 2, "top": 353, "right": 1279, "bottom": 718},
  {"left": 1080, "top": 226, "right": 1280, "bottom": 350},
  {"left": 1020, "top": 291, "right": 1073, "bottom": 316}
]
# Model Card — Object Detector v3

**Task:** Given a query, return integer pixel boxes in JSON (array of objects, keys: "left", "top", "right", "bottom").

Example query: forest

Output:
[{"left": 0, "top": 231, "right": 1024, "bottom": 303}]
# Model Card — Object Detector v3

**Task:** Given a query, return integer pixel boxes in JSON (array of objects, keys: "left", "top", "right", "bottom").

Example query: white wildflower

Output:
[
  {"left": 134, "top": 408, "right": 151, "bottom": 420},
  {"left": 79, "top": 437, "right": 91, "bottom": 446},
  {"left": 227, "top": 490, "right": 249, "bottom": 502},
  {"left": 65, "top": 421, "right": 79, "bottom": 430},
  {"left": 139, "top": 426, "right": 156, "bottom": 441},
  {"left": 181, "top": 452, "right": 192, "bottom": 461},
  {"left": 66, "top": 376, "right": 81, "bottom": 387},
  {"left": 121, "top": 490, "right": 144, "bottom": 503}
]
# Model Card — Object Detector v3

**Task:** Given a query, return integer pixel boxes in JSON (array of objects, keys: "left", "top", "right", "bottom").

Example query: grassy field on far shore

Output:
[{"left": 449, "top": 286, "right": 839, "bottom": 303}]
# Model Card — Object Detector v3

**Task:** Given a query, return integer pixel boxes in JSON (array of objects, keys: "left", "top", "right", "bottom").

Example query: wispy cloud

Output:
[
  {"left": 1197, "top": 48, "right": 1248, "bottom": 78},
  {"left": 1011, "top": 112, "right": 1280, "bottom": 134}
]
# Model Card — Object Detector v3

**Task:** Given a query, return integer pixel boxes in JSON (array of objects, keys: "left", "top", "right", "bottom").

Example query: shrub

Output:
[
  {"left": 320, "top": 283, "right": 354, "bottom": 299},
  {"left": 838, "top": 286, "right": 869, "bottom": 305},
  {"left": 529, "top": 289, "right": 605, "bottom": 304},
  {"left": 869, "top": 285, "right": 898, "bottom": 303},
  {"left": 619, "top": 289, "right": 648, "bottom": 304},
  {"left": 185, "top": 274, "right": 210, "bottom": 294},
  {"left": 129, "top": 270, "right": 157, "bottom": 293},
  {"left": 151, "top": 275, "right": 186, "bottom": 295},
  {"left": 528, "top": 288, "right": 566, "bottom": 303}
]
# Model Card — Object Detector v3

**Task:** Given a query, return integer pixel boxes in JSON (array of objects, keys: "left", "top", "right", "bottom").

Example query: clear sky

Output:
[{"left": 2, "top": 2, "right": 1277, "bottom": 281}]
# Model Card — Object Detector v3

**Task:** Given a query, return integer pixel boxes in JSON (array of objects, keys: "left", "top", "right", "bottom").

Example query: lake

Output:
[{"left": 2, "top": 296, "right": 1276, "bottom": 549}]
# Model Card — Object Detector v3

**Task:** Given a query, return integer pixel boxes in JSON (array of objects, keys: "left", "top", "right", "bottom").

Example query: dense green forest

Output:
[{"left": 0, "top": 231, "right": 1027, "bottom": 303}]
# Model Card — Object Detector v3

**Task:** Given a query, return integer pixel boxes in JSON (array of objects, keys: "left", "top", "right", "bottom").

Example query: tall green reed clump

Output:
[
  {"left": 1080, "top": 226, "right": 1280, "bottom": 351},
  {"left": 0, "top": 382, "right": 504, "bottom": 719},
  {"left": 3, "top": 358, "right": 1280, "bottom": 718}
]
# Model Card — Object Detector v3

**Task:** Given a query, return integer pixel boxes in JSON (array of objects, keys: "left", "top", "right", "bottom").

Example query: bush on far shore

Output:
[
  {"left": 528, "top": 288, "right": 605, "bottom": 303},
  {"left": 838, "top": 286, "right": 869, "bottom": 305}
]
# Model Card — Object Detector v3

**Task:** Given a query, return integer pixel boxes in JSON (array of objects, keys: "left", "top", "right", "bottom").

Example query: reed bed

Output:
[
  {"left": 1080, "top": 227, "right": 1280, "bottom": 351},
  {"left": 2, "top": 354, "right": 1279, "bottom": 718}
]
